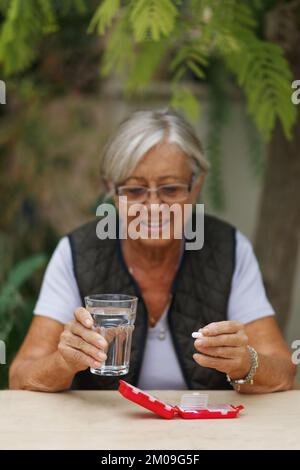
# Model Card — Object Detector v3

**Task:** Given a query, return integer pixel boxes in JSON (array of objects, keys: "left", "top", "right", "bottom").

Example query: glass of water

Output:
[{"left": 84, "top": 294, "right": 138, "bottom": 376}]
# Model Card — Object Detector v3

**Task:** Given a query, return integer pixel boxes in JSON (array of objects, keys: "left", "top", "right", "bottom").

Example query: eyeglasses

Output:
[{"left": 115, "top": 181, "right": 194, "bottom": 204}]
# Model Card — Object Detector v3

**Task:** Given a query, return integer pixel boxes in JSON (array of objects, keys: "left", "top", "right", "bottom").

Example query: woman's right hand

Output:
[{"left": 58, "top": 307, "right": 108, "bottom": 373}]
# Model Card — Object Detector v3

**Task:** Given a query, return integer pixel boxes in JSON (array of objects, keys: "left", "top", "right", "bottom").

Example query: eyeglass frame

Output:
[{"left": 114, "top": 175, "right": 197, "bottom": 204}]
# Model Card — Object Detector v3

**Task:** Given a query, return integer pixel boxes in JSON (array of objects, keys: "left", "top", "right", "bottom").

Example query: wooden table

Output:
[{"left": 0, "top": 389, "right": 300, "bottom": 450}]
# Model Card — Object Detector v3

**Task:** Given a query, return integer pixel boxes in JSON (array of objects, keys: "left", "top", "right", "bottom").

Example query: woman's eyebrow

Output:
[
  {"left": 157, "top": 175, "right": 182, "bottom": 181},
  {"left": 123, "top": 176, "right": 147, "bottom": 184},
  {"left": 123, "top": 175, "right": 183, "bottom": 184}
]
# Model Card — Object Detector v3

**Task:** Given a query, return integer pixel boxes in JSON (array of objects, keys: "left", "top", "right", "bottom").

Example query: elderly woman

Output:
[{"left": 10, "top": 108, "right": 295, "bottom": 393}]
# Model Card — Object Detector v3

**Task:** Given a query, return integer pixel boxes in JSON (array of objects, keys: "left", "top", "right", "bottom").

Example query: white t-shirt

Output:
[{"left": 34, "top": 230, "right": 274, "bottom": 389}]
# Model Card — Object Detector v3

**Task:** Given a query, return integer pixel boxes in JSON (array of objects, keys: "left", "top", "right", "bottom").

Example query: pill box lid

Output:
[{"left": 118, "top": 380, "right": 244, "bottom": 420}]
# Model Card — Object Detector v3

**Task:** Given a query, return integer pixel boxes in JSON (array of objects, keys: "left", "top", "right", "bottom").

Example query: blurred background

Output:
[{"left": 0, "top": 0, "right": 299, "bottom": 388}]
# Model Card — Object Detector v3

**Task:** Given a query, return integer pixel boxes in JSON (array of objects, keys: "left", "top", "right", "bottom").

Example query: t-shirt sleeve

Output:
[
  {"left": 227, "top": 230, "right": 275, "bottom": 324},
  {"left": 33, "top": 236, "right": 82, "bottom": 325}
]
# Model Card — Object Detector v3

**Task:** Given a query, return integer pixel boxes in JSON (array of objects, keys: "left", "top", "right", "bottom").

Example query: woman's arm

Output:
[
  {"left": 239, "top": 317, "right": 296, "bottom": 393},
  {"left": 9, "top": 316, "right": 74, "bottom": 392},
  {"left": 193, "top": 317, "right": 296, "bottom": 394},
  {"left": 9, "top": 308, "right": 108, "bottom": 392}
]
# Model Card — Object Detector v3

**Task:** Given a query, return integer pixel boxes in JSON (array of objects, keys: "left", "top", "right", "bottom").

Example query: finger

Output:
[
  {"left": 59, "top": 344, "right": 103, "bottom": 370},
  {"left": 101, "top": 326, "right": 117, "bottom": 345},
  {"left": 193, "top": 353, "right": 234, "bottom": 373},
  {"left": 63, "top": 331, "right": 107, "bottom": 362},
  {"left": 194, "top": 345, "right": 244, "bottom": 359},
  {"left": 74, "top": 307, "right": 93, "bottom": 328},
  {"left": 68, "top": 320, "right": 108, "bottom": 351},
  {"left": 202, "top": 321, "right": 243, "bottom": 336},
  {"left": 194, "top": 331, "right": 247, "bottom": 348}
]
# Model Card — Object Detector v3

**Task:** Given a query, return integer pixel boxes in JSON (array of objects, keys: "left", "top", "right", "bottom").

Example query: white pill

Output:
[{"left": 191, "top": 331, "right": 203, "bottom": 338}]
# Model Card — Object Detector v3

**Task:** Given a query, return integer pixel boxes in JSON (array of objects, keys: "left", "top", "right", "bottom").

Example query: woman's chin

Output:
[{"left": 134, "top": 235, "right": 179, "bottom": 249}]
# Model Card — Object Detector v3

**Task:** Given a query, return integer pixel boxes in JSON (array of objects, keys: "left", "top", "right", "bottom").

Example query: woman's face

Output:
[{"left": 114, "top": 141, "right": 206, "bottom": 249}]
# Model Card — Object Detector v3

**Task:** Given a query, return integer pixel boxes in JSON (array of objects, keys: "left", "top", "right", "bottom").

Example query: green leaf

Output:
[
  {"left": 0, "top": 253, "right": 47, "bottom": 343},
  {"left": 129, "top": 0, "right": 179, "bottom": 42},
  {"left": 125, "top": 40, "right": 168, "bottom": 93},
  {"left": 223, "top": 34, "right": 297, "bottom": 140},
  {"left": 0, "top": 254, "right": 47, "bottom": 313},
  {"left": 88, "top": 0, "right": 120, "bottom": 35},
  {"left": 0, "top": 0, "right": 57, "bottom": 75},
  {"left": 170, "top": 84, "right": 200, "bottom": 121},
  {"left": 100, "top": 9, "right": 135, "bottom": 78},
  {"left": 170, "top": 42, "right": 208, "bottom": 82}
]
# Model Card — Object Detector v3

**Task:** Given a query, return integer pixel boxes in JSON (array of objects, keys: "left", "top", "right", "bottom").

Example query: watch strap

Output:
[{"left": 226, "top": 346, "right": 259, "bottom": 389}]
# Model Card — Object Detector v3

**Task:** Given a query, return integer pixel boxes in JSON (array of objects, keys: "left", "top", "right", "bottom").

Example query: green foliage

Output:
[
  {"left": 87, "top": 0, "right": 297, "bottom": 142},
  {"left": 224, "top": 35, "right": 296, "bottom": 140},
  {"left": 88, "top": 0, "right": 120, "bottom": 35},
  {"left": 170, "top": 83, "right": 200, "bottom": 121},
  {"left": 170, "top": 40, "right": 209, "bottom": 82},
  {"left": 126, "top": 40, "right": 168, "bottom": 93},
  {"left": 205, "top": 66, "right": 230, "bottom": 210},
  {"left": 129, "top": 0, "right": 179, "bottom": 42},
  {"left": 100, "top": 8, "right": 135, "bottom": 78},
  {"left": 0, "top": 249, "right": 47, "bottom": 388},
  {"left": 0, "top": 0, "right": 57, "bottom": 75},
  {"left": 0, "top": 0, "right": 297, "bottom": 140},
  {"left": 0, "top": 253, "right": 47, "bottom": 341},
  {"left": 0, "top": 0, "right": 90, "bottom": 75}
]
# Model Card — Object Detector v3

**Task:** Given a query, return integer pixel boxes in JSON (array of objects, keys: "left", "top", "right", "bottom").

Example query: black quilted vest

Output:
[{"left": 68, "top": 213, "right": 235, "bottom": 390}]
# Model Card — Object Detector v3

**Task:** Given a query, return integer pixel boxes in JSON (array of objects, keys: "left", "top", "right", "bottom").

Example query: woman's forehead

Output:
[{"left": 129, "top": 142, "right": 191, "bottom": 178}]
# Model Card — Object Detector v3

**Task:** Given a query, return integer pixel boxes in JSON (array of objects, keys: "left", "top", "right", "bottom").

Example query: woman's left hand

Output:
[{"left": 193, "top": 320, "right": 251, "bottom": 379}]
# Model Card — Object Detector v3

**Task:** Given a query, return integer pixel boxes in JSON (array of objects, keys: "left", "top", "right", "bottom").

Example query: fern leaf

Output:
[
  {"left": 101, "top": 9, "right": 135, "bottom": 78},
  {"left": 88, "top": 0, "right": 120, "bottom": 35},
  {"left": 0, "top": 0, "right": 57, "bottom": 75},
  {"left": 224, "top": 35, "right": 297, "bottom": 139},
  {"left": 125, "top": 40, "right": 168, "bottom": 93},
  {"left": 171, "top": 42, "right": 208, "bottom": 82},
  {"left": 129, "top": 0, "right": 178, "bottom": 42},
  {"left": 36, "top": 0, "right": 57, "bottom": 33},
  {"left": 170, "top": 83, "right": 200, "bottom": 121}
]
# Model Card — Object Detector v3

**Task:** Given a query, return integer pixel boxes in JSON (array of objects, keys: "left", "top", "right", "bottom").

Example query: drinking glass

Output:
[{"left": 85, "top": 294, "right": 138, "bottom": 376}]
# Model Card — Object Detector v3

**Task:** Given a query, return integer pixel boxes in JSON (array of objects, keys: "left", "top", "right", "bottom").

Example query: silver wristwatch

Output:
[{"left": 226, "top": 346, "right": 259, "bottom": 391}]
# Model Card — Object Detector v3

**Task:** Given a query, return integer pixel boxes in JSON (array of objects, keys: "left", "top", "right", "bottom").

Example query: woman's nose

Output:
[{"left": 147, "top": 188, "right": 160, "bottom": 204}]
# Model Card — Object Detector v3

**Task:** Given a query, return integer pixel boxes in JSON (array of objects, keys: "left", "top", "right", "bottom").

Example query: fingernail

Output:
[
  {"left": 85, "top": 319, "right": 92, "bottom": 327},
  {"left": 195, "top": 339, "right": 204, "bottom": 346},
  {"left": 94, "top": 361, "right": 101, "bottom": 367}
]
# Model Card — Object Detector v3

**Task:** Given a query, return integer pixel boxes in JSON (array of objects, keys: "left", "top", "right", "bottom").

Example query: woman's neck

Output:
[{"left": 121, "top": 238, "right": 183, "bottom": 272}]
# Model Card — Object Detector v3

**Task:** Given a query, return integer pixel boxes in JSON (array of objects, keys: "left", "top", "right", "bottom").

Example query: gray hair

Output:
[{"left": 101, "top": 108, "right": 209, "bottom": 185}]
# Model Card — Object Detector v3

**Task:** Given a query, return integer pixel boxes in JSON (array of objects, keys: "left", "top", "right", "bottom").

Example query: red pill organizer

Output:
[{"left": 118, "top": 380, "right": 244, "bottom": 420}]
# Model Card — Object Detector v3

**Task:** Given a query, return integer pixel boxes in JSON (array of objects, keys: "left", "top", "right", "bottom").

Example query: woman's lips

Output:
[{"left": 140, "top": 219, "right": 170, "bottom": 229}]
